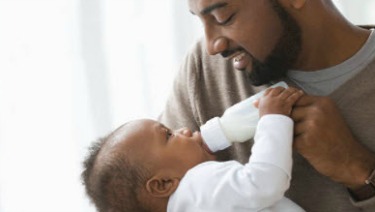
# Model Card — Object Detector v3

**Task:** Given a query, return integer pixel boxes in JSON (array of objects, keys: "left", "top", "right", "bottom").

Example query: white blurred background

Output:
[{"left": 0, "top": 0, "right": 374, "bottom": 211}]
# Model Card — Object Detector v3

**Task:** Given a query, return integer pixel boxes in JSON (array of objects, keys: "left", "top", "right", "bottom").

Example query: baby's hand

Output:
[{"left": 254, "top": 87, "right": 303, "bottom": 117}]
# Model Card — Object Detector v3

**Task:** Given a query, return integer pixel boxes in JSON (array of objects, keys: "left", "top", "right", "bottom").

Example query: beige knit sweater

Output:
[{"left": 159, "top": 40, "right": 375, "bottom": 212}]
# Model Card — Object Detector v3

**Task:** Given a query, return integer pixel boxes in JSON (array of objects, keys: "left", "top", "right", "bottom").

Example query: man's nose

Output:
[{"left": 204, "top": 27, "right": 229, "bottom": 55}]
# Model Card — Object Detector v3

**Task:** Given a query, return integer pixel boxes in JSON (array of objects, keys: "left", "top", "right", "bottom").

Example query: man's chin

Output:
[
  {"left": 247, "top": 66, "right": 271, "bottom": 85},
  {"left": 233, "top": 62, "right": 252, "bottom": 73},
  {"left": 232, "top": 54, "right": 288, "bottom": 85},
  {"left": 233, "top": 66, "right": 262, "bottom": 84}
]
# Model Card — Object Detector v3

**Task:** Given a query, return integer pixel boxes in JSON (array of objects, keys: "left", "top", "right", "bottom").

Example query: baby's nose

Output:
[{"left": 176, "top": 127, "right": 193, "bottom": 137}]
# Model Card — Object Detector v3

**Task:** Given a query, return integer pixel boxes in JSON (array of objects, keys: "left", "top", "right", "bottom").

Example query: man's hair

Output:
[{"left": 81, "top": 134, "right": 151, "bottom": 212}]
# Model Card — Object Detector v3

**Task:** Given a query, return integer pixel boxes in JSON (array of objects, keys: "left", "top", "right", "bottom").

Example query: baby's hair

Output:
[{"left": 81, "top": 128, "right": 151, "bottom": 212}]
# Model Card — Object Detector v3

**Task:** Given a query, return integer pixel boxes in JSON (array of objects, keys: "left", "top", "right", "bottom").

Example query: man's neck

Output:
[
  {"left": 292, "top": 2, "right": 371, "bottom": 71},
  {"left": 296, "top": 25, "right": 370, "bottom": 71}
]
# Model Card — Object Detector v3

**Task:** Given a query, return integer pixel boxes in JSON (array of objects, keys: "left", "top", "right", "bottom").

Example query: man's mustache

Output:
[{"left": 221, "top": 47, "right": 244, "bottom": 58}]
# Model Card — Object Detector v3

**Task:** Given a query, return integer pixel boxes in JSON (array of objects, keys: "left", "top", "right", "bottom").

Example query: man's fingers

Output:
[
  {"left": 294, "top": 94, "right": 317, "bottom": 106},
  {"left": 293, "top": 121, "right": 306, "bottom": 138},
  {"left": 291, "top": 105, "right": 309, "bottom": 122}
]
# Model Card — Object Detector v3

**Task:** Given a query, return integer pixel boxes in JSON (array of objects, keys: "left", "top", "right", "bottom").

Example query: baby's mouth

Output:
[
  {"left": 201, "top": 141, "right": 214, "bottom": 155},
  {"left": 195, "top": 131, "right": 214, "bottom": 155}
]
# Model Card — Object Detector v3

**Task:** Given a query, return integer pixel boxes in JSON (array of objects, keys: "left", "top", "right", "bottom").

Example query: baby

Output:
[{"left": 82, "top": 86, "right": 305, "bottom": 212}]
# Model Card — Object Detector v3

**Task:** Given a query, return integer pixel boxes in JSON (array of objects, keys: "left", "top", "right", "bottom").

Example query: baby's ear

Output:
[{"left": 145, "top": 176, "right": 180, "bottom": 198}]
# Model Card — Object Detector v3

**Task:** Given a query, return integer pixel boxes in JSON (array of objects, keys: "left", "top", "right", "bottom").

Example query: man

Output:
[{"left": 159, "top": 0, "right": 375, "bottom": 211}]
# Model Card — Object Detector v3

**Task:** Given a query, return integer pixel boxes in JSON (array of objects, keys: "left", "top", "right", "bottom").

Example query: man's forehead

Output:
[{"left": 188, "top": 0, "right": 230, "bottom": 14}]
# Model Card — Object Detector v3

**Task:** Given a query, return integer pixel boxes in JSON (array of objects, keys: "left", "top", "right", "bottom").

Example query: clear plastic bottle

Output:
[{"left": 200, "top": 81, "right": 288, "bottom": 152}]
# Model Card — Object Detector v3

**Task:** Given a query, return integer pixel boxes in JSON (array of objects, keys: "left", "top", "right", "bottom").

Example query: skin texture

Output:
[{"left": 188, "top": 0, "right": 375, "bottom": 191}]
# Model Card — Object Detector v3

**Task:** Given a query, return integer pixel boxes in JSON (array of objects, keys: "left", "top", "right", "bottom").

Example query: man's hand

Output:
[{"left": 291, "top": 95, "right": 375, "bottom": 189}]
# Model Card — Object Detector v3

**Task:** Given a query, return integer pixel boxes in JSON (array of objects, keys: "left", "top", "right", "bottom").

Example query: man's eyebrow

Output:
[{"left": 191, "top": 2, "right": 228, "bottom": 15}]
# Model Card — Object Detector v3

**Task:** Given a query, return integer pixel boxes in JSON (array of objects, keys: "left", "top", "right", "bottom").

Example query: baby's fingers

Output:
[
  {"left": 277, "top": 87, "right": 298, "bottom": 98},
  {"left": 286, "top": 89, "right": 304, "bottom": 105}
]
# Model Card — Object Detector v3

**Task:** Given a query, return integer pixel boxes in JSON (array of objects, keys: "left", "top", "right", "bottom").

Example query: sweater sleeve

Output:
[
  {"left": 158, "top": 43, "right": 202, "bottom": 132},
  {"left": 350, "top": 196, "right": 375, "bottom": 212}
]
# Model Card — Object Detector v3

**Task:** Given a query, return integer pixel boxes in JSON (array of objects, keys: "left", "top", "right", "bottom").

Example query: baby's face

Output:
[{"left": 116, "top": 119, "right": 216, "bottom": 178}]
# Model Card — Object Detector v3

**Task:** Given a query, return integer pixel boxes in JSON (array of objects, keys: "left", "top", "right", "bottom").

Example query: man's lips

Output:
[{"left": 232, "top": 52, "right": 250, "bottom": 70}]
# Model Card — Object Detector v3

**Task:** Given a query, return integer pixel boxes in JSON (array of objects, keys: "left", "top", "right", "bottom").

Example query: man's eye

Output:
[{"left": 218, "top": 14, "right": 235, "bottom": 25}]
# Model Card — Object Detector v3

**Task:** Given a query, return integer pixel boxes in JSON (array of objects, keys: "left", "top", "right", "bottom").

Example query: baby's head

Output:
[{"left": 82, "top": 119, "right": 215, "bottom": 212}]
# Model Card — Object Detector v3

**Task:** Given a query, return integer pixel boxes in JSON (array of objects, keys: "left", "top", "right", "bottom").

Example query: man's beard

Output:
[{"left": 248, "top": 0, "right": 302, "bottom": 86}]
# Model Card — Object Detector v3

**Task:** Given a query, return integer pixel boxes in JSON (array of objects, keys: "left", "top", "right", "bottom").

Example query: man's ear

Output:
[{"left": 145, "top": 176, "right": 180, "bottom": 198}]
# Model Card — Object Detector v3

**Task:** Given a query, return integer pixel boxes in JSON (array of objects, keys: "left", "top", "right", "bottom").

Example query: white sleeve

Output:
[
  {"left": 168, "top": 114, "right": 296, "bottom": 212},
  {"left": 244, "top": 114, "right": 294, "bottom": 209},
  {"left": 251, "top": 114, "right": 294, "bottom": 177}
]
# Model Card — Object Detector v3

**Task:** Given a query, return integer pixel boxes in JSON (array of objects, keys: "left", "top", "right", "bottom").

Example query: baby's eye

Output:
[{"left": 165, "top": 129, "right": 173, "bottom": 141}]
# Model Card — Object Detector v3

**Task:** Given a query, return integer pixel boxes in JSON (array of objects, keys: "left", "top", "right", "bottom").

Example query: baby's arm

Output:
[
  {"left": 181, "top": 115, "right": 302, "bottom": 211},
  {"left": 244, "top": 115, "right": 294, "bottom": 209},
  {"left": 243, "top": 87, "right": 303, "bottom": 209},
  {"left": 176, "top": 88, "right": 305, "bottom": 211}
]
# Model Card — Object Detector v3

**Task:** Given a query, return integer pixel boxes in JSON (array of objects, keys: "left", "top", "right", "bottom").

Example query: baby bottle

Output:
[{"left": 200, "top": 81, "right": 288, "bottom": 152}]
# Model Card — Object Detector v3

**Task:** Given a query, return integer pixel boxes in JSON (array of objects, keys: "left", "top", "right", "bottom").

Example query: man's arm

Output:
[{"left": 158, "top": 49, "right": 201, "bottom": 131}]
